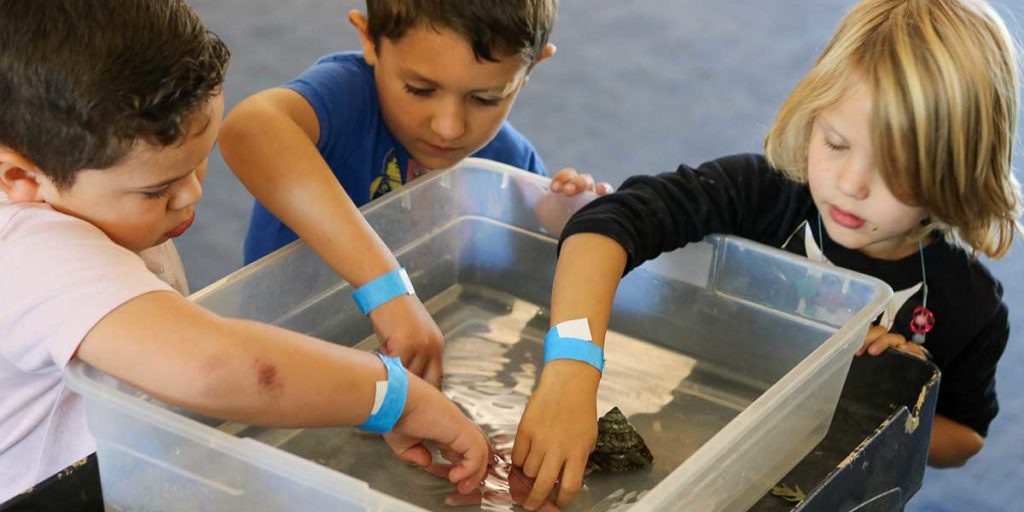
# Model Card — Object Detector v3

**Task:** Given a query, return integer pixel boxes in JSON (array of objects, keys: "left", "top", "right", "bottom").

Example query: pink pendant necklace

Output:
[
  {"left": 818, "top": 216, "right": 934, "bottom": 344},
  {"left": 909, "top": 240, "right": 935, "bottom": 344}
]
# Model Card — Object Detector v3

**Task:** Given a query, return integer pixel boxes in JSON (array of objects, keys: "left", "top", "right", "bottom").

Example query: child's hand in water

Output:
[
  {"left": 549, "top": 167, "right": 614, "bottom": 197},
  {"left": 440, "top": 451, "right": 562, "bottom": 511},
  {"left": 370, "top": 295, "right": 445, "bottom": 387},
  {"left": 384, "top": 372, "right": 491, "bottom": 495},
  {"left": 512, "top": 361, "right": 599, "bottom": 510},
  {"left": 858, "top": 325, "right": 928, "bottom": 360}
]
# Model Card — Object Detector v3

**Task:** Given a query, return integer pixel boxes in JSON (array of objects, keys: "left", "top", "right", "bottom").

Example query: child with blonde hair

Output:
[{"left": 512, "top": 0, "right": 1021, "bottom": 508}]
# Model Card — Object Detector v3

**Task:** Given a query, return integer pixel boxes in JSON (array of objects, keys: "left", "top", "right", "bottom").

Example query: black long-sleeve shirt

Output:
[{"left": 562, "top": 153, "right": 1009, "bottom": 436}]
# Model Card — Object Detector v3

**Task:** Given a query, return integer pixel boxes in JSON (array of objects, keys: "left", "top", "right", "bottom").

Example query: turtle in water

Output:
[{"left": 586, "top": 407, "right": 654, "bottom": 472}]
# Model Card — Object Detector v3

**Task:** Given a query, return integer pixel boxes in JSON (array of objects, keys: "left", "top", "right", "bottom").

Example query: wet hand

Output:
[
  {"left": 369, "top": 295, "right": 445, "bottom": 388},
  {"left": 441, "top": 452, "right": 561, "bottom": 511},
  {"left": 549, "top": 167, "right": 614, "bottom": 197},
  {"left": 385, "top": 373, "right": 491, "bottom": 494},
  {"left": 512, "top": 361, "right": 599, "bottom": 510}
]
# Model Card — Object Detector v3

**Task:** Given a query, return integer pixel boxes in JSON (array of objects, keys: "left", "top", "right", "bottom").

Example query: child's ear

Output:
[
  {"left": 348, "top": 10, "right": 378, "bottom": 66},
  {"left": 533, "top": 43, "right": 557, "bottom": 67},
  {"left": 0, "top": 148, "right": 47, "bottom": 202},
  {"left": 523, "top": 43, "right": 557, "bottom": 80}
]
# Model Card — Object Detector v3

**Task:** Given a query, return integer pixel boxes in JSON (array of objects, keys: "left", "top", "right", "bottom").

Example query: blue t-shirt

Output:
[{"left": 243, "top": 51, "right": 547, "bottom": 263}]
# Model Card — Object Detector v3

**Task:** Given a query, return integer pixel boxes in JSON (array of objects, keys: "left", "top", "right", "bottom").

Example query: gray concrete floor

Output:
[{"left": 184, "top": 1, "right": 1024, "bottom": 510}]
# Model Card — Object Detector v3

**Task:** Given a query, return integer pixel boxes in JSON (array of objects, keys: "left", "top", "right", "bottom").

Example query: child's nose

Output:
[
  {"left": 169, "top": 171, "right": 203, "bottom": 210},
  {"left": 835, "top": 161, "right": 871, "bottom": 200},
  {"left": 430, "top": 99, "right": 467, "bottom": 142}
]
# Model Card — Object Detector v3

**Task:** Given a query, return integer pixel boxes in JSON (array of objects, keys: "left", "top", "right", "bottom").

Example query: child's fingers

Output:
[
  {"left": 439, "top": 446, "right": 464, "bottom": 465},
  {"left": 450, "top": 458, "right": 485, "bottom": 495},
  {"left": 552, "top": 167, "right": 578, "bottom": 182},
  {"left": 575, "top": 174, "right": 595, "bottom": 191},
  {"left": 864, "top": 324, "right": 888, "bottom": 342},
  {"left": 456, "top": 473, "right": 483, "bottom": 495},
  {"left": 382, "top": 337, "right": 409, "bottom": 363},
  {"left": 867, "top": 332, "right": 905, "bottom": 356},
  {"left": 595, "top": 182, "right": 615, "bottom": 195},
  {"left": 563, "top": 174, "right": 595, "bottom": 196},
  {"left": 550, "top": 167, "right": 578, "bottom": 192},
  {"left": 445, "top": 443, "right": 483, "bottom": 484},
  {"left": 450, "top": 448, "right": 489, "bottom": 493},
  {"left": 424, "top": 462, "right": 454, "bottom": 478},
  {"left": 443, "top": 423, "right": 491, "bottom": 490},
  {"left": 388, "top": 436, "right": 433, "bottom": 467},
  {"left": 555, "top": 456, "right": 586, "bottom": 507},
  {"left": 423, "top": 356, "right": 444, "bottom": 389},
  {"left": 523, "top": 449, "right": 545, "bottom": 479},
  {"left": 857, "top": 325, "right": 888, "bottom": 356},
  {"left": 407, "top": 353, "right": 427, "bottom": 378},
  {"left": 511, "top": 432, "right": 531, "bottom": 468},
  {"left": 897, "top": 343, "right": 928, "bottom": 361},
  {"left": 525, "top": 456, "right": 562, "bottom": 511},
  {"left": 863, "top": 337, "right": 883, "bottom": 356}
]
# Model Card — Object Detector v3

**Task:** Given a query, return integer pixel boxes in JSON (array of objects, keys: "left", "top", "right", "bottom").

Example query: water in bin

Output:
[{"left": 220, "top": 283, "right": 758, "bottom": 511}]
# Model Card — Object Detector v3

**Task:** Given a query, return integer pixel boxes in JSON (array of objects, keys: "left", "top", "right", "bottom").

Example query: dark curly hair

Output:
[
  {"left": 0, "top": 0, "right": 231, "bottom": 189},
  {"left": 366, "top": 0, "right": 557, "bottom": 65}
]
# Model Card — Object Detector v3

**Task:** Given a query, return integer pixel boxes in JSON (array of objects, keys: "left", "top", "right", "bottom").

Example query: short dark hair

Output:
[
  {"left": 366, "top": 0, "right": 557, "bottom": 65},
  {"left": 0, "top": 0, "right": 230, "bottom": 189}
]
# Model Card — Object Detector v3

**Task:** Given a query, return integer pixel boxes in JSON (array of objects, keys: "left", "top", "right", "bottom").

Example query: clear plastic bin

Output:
[{"left": 65, "top": 158, "right": 891, "bottom": 511}]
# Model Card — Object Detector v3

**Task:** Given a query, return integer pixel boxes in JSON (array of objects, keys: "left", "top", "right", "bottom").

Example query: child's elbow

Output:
[
  {"left": 927, "top": 418, "right": 985, "bottom": 468},
  {"left": 927, "top": 440, "right": 982, "bottom": 468}
]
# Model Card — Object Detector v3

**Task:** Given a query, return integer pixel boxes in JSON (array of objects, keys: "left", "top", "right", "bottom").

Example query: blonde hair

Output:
[{"left": 765, "top": 0, "right": 1022, "bottom": 258}]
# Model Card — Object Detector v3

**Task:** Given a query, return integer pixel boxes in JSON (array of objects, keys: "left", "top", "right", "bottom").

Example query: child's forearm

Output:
[
  {"left": 927, "top": 414, "right": 984, "bottom": 468},
  {"left": 77, "top": 291, "right": 398, "bottom": 428},
  {"left": 220, "top": 90, "right": 398, "bottom": 285},
  {"left": 169, "top": 317, "right": 390, "bottom": 427},
  {"left": 511, "top": 234, "right": 626, "bottom": 505},
  {"left": 550, "top": 233, "right": 628, "bottom": 348},
  {"left": 535, "top": 233, "right": 628, "bottom": 390}
]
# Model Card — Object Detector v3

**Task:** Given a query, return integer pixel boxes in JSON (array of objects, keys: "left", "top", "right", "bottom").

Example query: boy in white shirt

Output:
[{"left": 0, "top": 0, "right": 490, "bottom": 502}]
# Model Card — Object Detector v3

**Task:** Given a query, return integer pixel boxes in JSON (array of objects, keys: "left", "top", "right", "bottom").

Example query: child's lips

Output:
[
  {"left": 829, "top": 205, "right": 865, "bottom": 229},
  {"left": 165, "top": 212, "right": 195, "bottom": 238},
  {"left": 426, "top": 142, "right": 461, "bottom": 154}
]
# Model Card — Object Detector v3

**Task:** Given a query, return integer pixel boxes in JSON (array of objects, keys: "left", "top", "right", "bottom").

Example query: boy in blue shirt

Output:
[{"left": 220, "top": 0, "right": 609, "bottom": 387}]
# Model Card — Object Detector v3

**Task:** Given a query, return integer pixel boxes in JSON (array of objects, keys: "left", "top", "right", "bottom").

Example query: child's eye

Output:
[
  {"left": 824, "top": 140, "right": 848, "bottom": 152},
  {"left": 472, "top": 95, "right": 502, "bottom": 107},
  {"left": 404, "top": 84, "right": 433, "bottom": 97},
  {"left": 142, "top": 187, "right": 171, "bottom": 200}
]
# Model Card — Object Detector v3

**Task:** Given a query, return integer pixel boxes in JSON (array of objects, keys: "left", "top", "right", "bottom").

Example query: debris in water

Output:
[{"left": 770, "top": 483, "right": 806, "bottom": 504}]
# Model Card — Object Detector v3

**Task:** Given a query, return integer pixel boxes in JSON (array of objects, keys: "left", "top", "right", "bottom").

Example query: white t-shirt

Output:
[{"left": 0, "top": 195, "right": 187, "bottom": 502}]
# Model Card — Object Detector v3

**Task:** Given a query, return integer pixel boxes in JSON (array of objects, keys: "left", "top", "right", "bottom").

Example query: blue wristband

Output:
[
  {"left": 358, "top": 353, "right": 408, "bottom": 434},
  {"left": 543, "top": 318, "right": 604, "bottom": 373},
  {"left": 352, "top": 268, "right": 416, "bottom": 315}
]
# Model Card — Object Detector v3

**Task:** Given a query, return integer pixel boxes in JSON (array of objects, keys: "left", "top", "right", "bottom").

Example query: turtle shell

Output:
[{"left": 586, "top": 407, "right": 654, "bottom": 472}]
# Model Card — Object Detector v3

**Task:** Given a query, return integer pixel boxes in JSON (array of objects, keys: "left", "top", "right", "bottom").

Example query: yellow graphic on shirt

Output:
[{"left": 370, "top": 149, "right": 403, "bottom": 200}]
